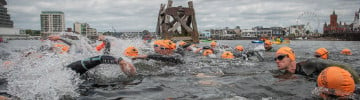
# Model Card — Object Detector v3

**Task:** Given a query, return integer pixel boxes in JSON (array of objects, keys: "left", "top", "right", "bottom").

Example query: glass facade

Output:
[{"left": 0, "top": 0, "right": 14, "bottom": 28}]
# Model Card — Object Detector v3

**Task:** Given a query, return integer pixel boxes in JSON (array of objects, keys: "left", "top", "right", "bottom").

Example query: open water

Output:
[{"left": 0, "top": 38, "right": 360, "bottom": 100}]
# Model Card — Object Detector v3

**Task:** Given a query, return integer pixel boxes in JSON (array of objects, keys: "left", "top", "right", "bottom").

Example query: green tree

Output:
[{"left": 25, "top": 29, "right": 32, "bottom": 35}]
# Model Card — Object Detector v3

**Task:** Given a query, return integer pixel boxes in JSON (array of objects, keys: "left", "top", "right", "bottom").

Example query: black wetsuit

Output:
[
  {"left": 295, "top": 58, "right": 360, "bottom": 83},
  {"left": 147, "top": 53, "right": 184, "bottom": 64},
  {"left": 103, "top": 39, "right": 111, "bottom": 55},
  {"left": 66, "top": 55, "right": 123, "bottom": 75}
]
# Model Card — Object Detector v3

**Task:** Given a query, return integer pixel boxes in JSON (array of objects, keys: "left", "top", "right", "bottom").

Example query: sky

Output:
[{"left": 5, "top": 0, "right": 360, "bottom": 32}]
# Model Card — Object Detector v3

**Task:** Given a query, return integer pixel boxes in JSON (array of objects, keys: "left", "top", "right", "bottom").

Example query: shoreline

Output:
[{"left": 207, "top": 37, "right": 353, "bottom": 41}]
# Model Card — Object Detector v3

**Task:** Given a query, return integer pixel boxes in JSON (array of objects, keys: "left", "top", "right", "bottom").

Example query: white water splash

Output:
[
  {"left": 6, "top": 53, "right": 83, "bottom": 100},
  {"left": 89, "top": 37, "right": 151, "bottom": 79},
  {"left": 2, "top": 33, "right": 98, "bottom": 99}
]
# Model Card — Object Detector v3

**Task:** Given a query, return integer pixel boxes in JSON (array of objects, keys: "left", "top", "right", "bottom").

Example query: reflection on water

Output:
[{"left": 1, "top": 39, "right": 360, "bottom": 99}]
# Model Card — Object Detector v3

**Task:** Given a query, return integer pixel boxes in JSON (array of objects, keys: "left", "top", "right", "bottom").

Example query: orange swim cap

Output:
[
  {"left": 203, "top": 49, "right": 213, "bottom": 56},
  {"left": 235, "top": 45, "right": 244, "bottom": 51},
  {"left": 315, "top": 48, "right": 328, "bottom": 59},
  {"left": 178, "top": 41, "right": 187, "bottom": 47},
  {"left": 124, "top": 46, "right": 139, "bottom": 57},
  {"left": 153, "top": 40, "right": 161, "bottom": 45},
  {"left": 276, "top": 46, "right": 295, "bottom": 61},
  {"left": 264, "top": 40, "right": 272, "bottom": 45},
  {"left": 154, "top": 40, "right": 176, "bottom": 50},
  {"left": 210, "top": 41, "right": 216, "bottom": 46},
  {"left": 221, "top": 51, "right": 234, "bottom": 59},
  {"left": 54, "top": 44, "right": 69, "bottom": 53},
  {"left": 317, "top": 66, "right": 355, "bottom": 97},
  {"left": 341, "top": 48, "right": 352, "bottom": 55}
]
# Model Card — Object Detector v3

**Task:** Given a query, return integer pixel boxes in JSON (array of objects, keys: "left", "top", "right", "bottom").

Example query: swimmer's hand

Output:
[{"left": 119, "top": 60, "right": 137, "bottom": 76}]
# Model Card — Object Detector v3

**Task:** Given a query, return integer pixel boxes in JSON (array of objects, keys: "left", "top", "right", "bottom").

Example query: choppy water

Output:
[{"left": 1, "top": 38, "right": 360, "bottom": 100}]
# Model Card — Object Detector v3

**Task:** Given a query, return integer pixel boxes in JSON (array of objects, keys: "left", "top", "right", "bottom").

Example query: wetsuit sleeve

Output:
[
  {"left": 98, "top": 55, "right": 122, "bottom": 64},
  {"left": 233, "top": 52, "right": 243, "bottom": 58},
  {"left": 59, "top": 38, "right": 80, "bottom": 53},
  {"left": 295, "top": 62, "right": 308, "bottom": 76},
  {"left": 147, "top": 54, "right": 184, "bottom": 64},
  {"left": 297, "top": 58, "right": 360, "bottom": 83},
  {"left": 66, "top": 55, "right": 122, "bottom": 75},
  {"left": 59, "top": 38, "right": 74, "bottom": 46}
]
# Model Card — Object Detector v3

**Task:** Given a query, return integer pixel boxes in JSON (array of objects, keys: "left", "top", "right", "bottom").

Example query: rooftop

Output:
[{"left": 41, "top": 11, "right": 64, "bottom": 14}]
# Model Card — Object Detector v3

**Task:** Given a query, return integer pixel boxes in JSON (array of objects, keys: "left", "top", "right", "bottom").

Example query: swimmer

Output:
[
  {"left": 66, "top": 55, "right": 136, "bottom": 76},
  {"left": 264, "top": 40, "right": 275, "bottom": 52},
  {"left": 221, "top": 51, "right": 234, "bottom": 59},
  {"left": 95, "top": 35, "right": 111, "bottom": 55},
  {"left": 315, "top": 67, "right": 356, "bottom": 99},
  {"left": 132, "top": 40, "right": 184, "bottom": 64},
  {"left": 274, "top": 46, "right": 359, "bottom": 82},
  {"left": 124, "top": 46, "right": 139, "bottom": 58},
  {"left": 341, "top": 48, "right": 352, "bottom": 55},
  {"left": 314, "top": 48, "right": 328, "bottom": 59}
]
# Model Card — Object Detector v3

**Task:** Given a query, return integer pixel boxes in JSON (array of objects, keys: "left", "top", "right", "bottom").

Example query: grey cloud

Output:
[{"left": 5, "top": 0, "right": 360, "bottom": 32}]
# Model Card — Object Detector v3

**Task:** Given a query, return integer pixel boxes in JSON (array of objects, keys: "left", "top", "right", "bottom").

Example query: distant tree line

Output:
[{"left": 25, "top": 30, "right": 41, "bottom": 36}]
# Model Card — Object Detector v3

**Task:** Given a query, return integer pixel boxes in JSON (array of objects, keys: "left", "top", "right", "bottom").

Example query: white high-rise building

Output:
[
  {"left": 40, "top": 11, "right": 65, "bottom": 36},
  {"left": 73, "top": 22, "right": 82, "bottom": 34}
]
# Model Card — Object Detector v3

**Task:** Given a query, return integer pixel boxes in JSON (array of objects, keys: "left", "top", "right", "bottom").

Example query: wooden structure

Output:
[{"left": 156, "top": 0, "right": 199, "bottom": 43}]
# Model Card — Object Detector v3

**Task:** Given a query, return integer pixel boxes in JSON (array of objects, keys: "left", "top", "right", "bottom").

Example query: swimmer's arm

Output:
[
  {"left": 194, "top": 48, "right": 202, "bottom": 53},
  {"left": 147, "top": 54, "right": 184, "bottom": 64},
  {"left": 48, "top": 35, "right": 74, "bottom": 46},
  {"left": 59, "top": 38, "right": 74, "bottom": 46}
]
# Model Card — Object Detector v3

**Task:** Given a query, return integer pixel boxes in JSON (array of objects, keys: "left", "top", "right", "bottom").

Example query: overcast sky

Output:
[{"left": 6, "top": 0, "right": 360, "bottom": 32}]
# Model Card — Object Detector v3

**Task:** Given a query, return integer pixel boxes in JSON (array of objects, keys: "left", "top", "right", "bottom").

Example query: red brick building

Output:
[{"left": 323, "top": 11, "right": 351, "bottom": 34}]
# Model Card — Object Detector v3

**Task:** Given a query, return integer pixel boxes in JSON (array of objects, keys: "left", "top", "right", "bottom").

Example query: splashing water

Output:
[
  {"left": 88, "top": 36, "right": 152, "bottom": 80},
  {"left": 2, "top": 33, "right": 99, "bottom": 99},
  {"left": 5, "top": 53, "right": 83, "bottom": 99}
]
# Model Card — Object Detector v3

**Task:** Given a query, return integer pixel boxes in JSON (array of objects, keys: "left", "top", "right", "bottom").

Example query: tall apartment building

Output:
[
  {"left": 0, "top": 0, "right": 13, "bottom": 28},
  {"left": 40, "top": 11, "right": 65, "bottom": 36}
]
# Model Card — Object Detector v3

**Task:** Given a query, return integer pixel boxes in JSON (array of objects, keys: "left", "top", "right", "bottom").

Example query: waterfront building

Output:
[
  {"left": 200, "top": 30, "right": 211, "bottom": 39},
  {"left": 241, "top": 29, "right": 256, "bottom": 38},
  {"left": 234, "top": 26, "right": 242, "bottom": 37},
  {"left": 209, "top": 28, "right": 225, "bottom": 39},
  {"left": 40, "top": 11, "right": 65, "bottom": 37},
  {"left": 206, "top": 26, "right": 241, "bottom": 39},
  {"left": 252, "top": 26, "right": 272, "bottom": 37},
  {"left": 0, "top": 0, "right": 23, "bottom": 39},
  {"left": 73, "top": 22, "right": 98, "bottom": 38},
  {"left": 289, "top": 25, "right": 305, "bottom": 36},
  {"left": 323, "top": 10, "right": 351, "bottom": 34},
  {"left": 0, "top": 0, "right": 13, "bottom": 28},
  {"left": 270, "top": 27, "right": 285, "bottom": 36},
  {"left": 120, "top": 31, "right": 143, "bottom": 38}
]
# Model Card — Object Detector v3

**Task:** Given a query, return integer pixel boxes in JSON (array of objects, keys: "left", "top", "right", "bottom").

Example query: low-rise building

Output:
[
  {"left": 73, "top": 22, "right": 98, "bottom": 37},
  {"left": 200, "top": 30, "right": 211, "bottom": 39}
]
